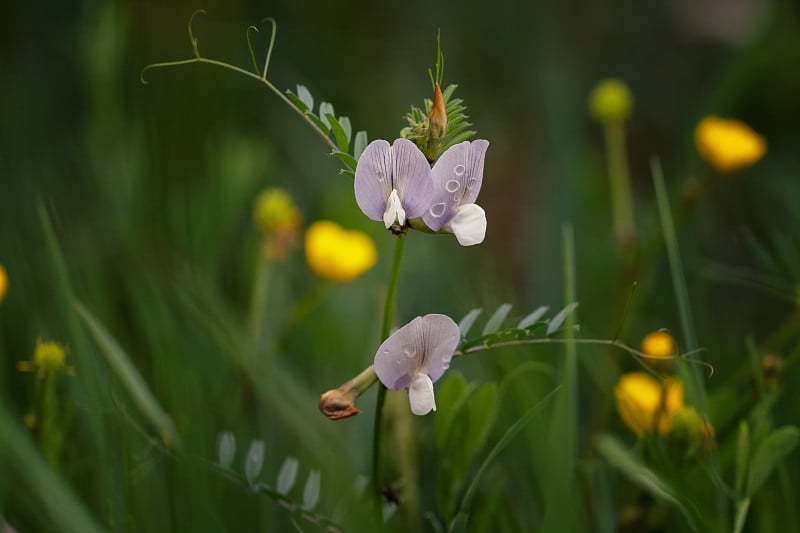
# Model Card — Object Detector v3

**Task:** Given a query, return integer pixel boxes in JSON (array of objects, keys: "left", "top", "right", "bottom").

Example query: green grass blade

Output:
[
  {"left": 457, "top": 386, "right": 560, "bottom": 514},
  {"left": 0, "top": 404, "right": 104, "bottom": 533},
  {"left": 74, "top": 301, "right": 181, "bottom": 448}
]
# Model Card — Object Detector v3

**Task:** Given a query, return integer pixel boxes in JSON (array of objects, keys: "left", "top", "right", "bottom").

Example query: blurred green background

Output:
[{"left": 2, "top": 0, "right": 799, "bottom": 531}]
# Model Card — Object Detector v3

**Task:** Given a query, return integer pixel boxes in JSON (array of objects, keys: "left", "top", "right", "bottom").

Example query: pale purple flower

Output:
[
  {"left": 354, "top": 139, "right": 433, "bottom": 230},
  {"left": 374, "top": 314, "right": 460, "bottom": 415},
  {"left": 422, "top": 140, "right": 489, "bottom": 246}
]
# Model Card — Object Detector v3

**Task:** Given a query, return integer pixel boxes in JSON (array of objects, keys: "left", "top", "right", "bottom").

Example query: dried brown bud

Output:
[
  {"left": 429, "top": 83, "right": 447, "bottom": 141},
  {"left": 319, "top": 380, "right": 362, "bottom": 420}
]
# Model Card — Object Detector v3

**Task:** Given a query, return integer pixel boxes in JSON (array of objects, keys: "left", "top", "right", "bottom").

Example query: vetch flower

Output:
[
  {"left": 614, "top": 372, "right": 683, "bottom": 436},
  {"left": 374, "top": 314, "right": 459, "bottom": 415},
  {"left": 305, "top": 220, "right": 377, "bottom": 283},
  {"left": 695, "top": 116, "right": 766, "bottom": 173},
  {"left": 354, "top": 138, "right": 433, "bottom": 232},
  {"left": 422, "top": 140, "right": 489, "bottom": 246}
]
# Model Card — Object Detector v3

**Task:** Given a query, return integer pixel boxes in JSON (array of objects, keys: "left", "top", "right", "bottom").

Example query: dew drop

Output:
[
  {"left": 445, "top": 179, "right": 460, "bottom": 193},
  {"left": 374, "top": 168, "right": 385, "bottom": 182},
  {"left": 403, "top": 346, "right": 416, "bottom": 359},
  {"left": 467, "top": 177, "right": 478, "bottom": 189},
  {"left": 429, "top": 203, "right": 447, "bottom": 218},
  {"left": 454, "top": 164, "right": 466, "bottom": 176}
]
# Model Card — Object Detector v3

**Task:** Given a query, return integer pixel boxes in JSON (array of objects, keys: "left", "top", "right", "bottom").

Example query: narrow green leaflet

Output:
[
  {"left": 482, "top": 303, "right": 512, "bottom": 335},
  {"left": 517, "top": 306, "right": 549, "bottom": 329},
  {"left": 327, "top": 113, "right": 350, "bottom": 153},
  {"left": 338, "top": 116, "right": 352, "bottom": 143},
  {"left": 277, "top": 456, "right": 300, "bottom": 495},
  {"left": 457, "top": 308, "right": 482, "bottom": 338},
  {"left": 296, "top": 84, "right": 314, "bottom": 111},
  {"left": 332, "top": 151, "right": 357, "bottom": 171},
  {"left": 286, "top": 88, "right": 310, "bottom": 113},
  {"left": 353, "top": 131, "right": 368, "bottom": 160},
  {"left": 746, "top": 425, "right": 800, "bottom": 497},
  {"left": 546, "top": 302, "right": 579, "bottom": 335},
  {"left": 318, "top": 102, "right": 335, "bottom": 128}
]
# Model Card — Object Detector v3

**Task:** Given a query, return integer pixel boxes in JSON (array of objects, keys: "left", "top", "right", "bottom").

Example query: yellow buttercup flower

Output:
[
  {"left": 695, "top": 116, "right": 766, "bottom": 173},
  {"left": 17, "top": 338, "right": 75, "bottom": 378},
  {"left": 305, "top": 221, "right": 377, "bottom": 283},
  {"left": 0, "top": 264, "right": 7, "bottom": 304},
  {"left": 614, "top": 372, "right": 683, "bottom": 436},
  {"left": 588, "top": 78, "right": 633, "bottom": 124},
  {"left": 640, "top": 331, "right": 676, "bottom": 371}
]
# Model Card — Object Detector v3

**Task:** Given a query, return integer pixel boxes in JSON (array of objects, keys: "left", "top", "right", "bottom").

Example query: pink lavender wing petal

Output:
[{"left": 354, "top": 140, "right": 393, "bottom": 221}]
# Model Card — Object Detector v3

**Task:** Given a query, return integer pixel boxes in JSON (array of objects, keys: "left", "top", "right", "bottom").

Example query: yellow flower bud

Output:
[
  {"left": 305, "top": 221, "right": 377, "bottom": 283},
  {"left": 34, "top": 339, "right": 67, "bottom": 373},
  {"left": 589, "top": 78, "right": 633, "bottom": 124},
  {"left": 0, "top": 264, "right": 7, "bottom": 304},
  {"left": 253, "top": 188, "right": 302, "bottom": 261},
  {"left": 614, "top": 372, "right": 683, "bottom": 436},
  {"left": 695, "top": 116, "right": 766, "bottom": 173},
  {"left": 17, "top": 338, "right": 74, "bottom": 379},
  {"left": 640, "top": 331, "right": 677, "bottom": 371}
]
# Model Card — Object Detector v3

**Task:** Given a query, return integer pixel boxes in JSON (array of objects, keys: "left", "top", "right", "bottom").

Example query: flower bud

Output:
[
  {"left": 319, "top": 380, "right": 362, "bottom": 420},
  {"left": 253, "top": 188, "right": 302, "bottom": 261},
  {"left": 640, "top": 331, "right": 676, "bottom": 372},
  {"left": 428, "top": 84, "right": 447, "bottom": 143},
  {"left": 761, "top": 353, "right": 783, "bottom": 390},
  {"left": 589, "top": 78, "right": 633, "bottom": 124}
]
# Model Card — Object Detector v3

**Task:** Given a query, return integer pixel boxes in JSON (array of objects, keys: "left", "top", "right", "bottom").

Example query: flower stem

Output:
[
  {"left": 371, "top": 231, "right": 407, "bottom": 526},
  {"left": 604, "top": 121, "right": 636, "bottom": 249}
]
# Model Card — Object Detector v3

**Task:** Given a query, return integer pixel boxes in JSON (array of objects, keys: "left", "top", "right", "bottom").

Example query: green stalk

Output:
[
  {"left": 248, "top": 254, "right": 271, "bottom": 360},
  {"left": 605, "top": 122, "right": 636, "bottom": 248},
  {"left": 542, "top": 223, "right": 579, "bottom": 531},
  {"left": 371, "top": 231, "right": 407, "bottom": 526}
]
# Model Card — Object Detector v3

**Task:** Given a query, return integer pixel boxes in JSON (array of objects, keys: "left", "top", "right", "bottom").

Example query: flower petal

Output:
[
  {"left": 444, "top": 204, "right": 486, "bottom": 246},
  {"left": 390, "top": 138, "right": 434, "bottom": 220},
  {"left": 354, "top": 140, "right": 393, "bottom": 221},
  {"left": 423, "top": 140, "right": 489, "bottom": 231},
  {"left": 373, "top": 314, "right": 460, "bottom": 390},
  {"left": 383, "top": 189, "right": 406, "bottom": 229},
  {"left": 408, "top": 373, "right": 436, "bottom": 415}
]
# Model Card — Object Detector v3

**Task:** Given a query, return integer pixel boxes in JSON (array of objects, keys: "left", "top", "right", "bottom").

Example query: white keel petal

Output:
[
  {"left": 408, "top": 373, "right": 436, "bottom": 415},
  {"left": 445, "top": 204, "right": 486, "bottom": 246}
]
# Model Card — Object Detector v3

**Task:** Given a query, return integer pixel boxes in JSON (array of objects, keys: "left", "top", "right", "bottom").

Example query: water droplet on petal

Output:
[
  {"left": 454, "top": 164, "right": 466, "bottom": 176},
  {"left": 467, "top": 178, "right": 478, "bottom": 189},
  {"left": 429, "top": 203, "right": 446, "bottom": 218},
  {"left": 403, "top": 346, "right": 416, "bottom": 358},
  {"left": 445, "top": 180, "right": 460, "bottom": 193},
  {"left": 374, "top": 168, "right": 385, "bottom": 182}
]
